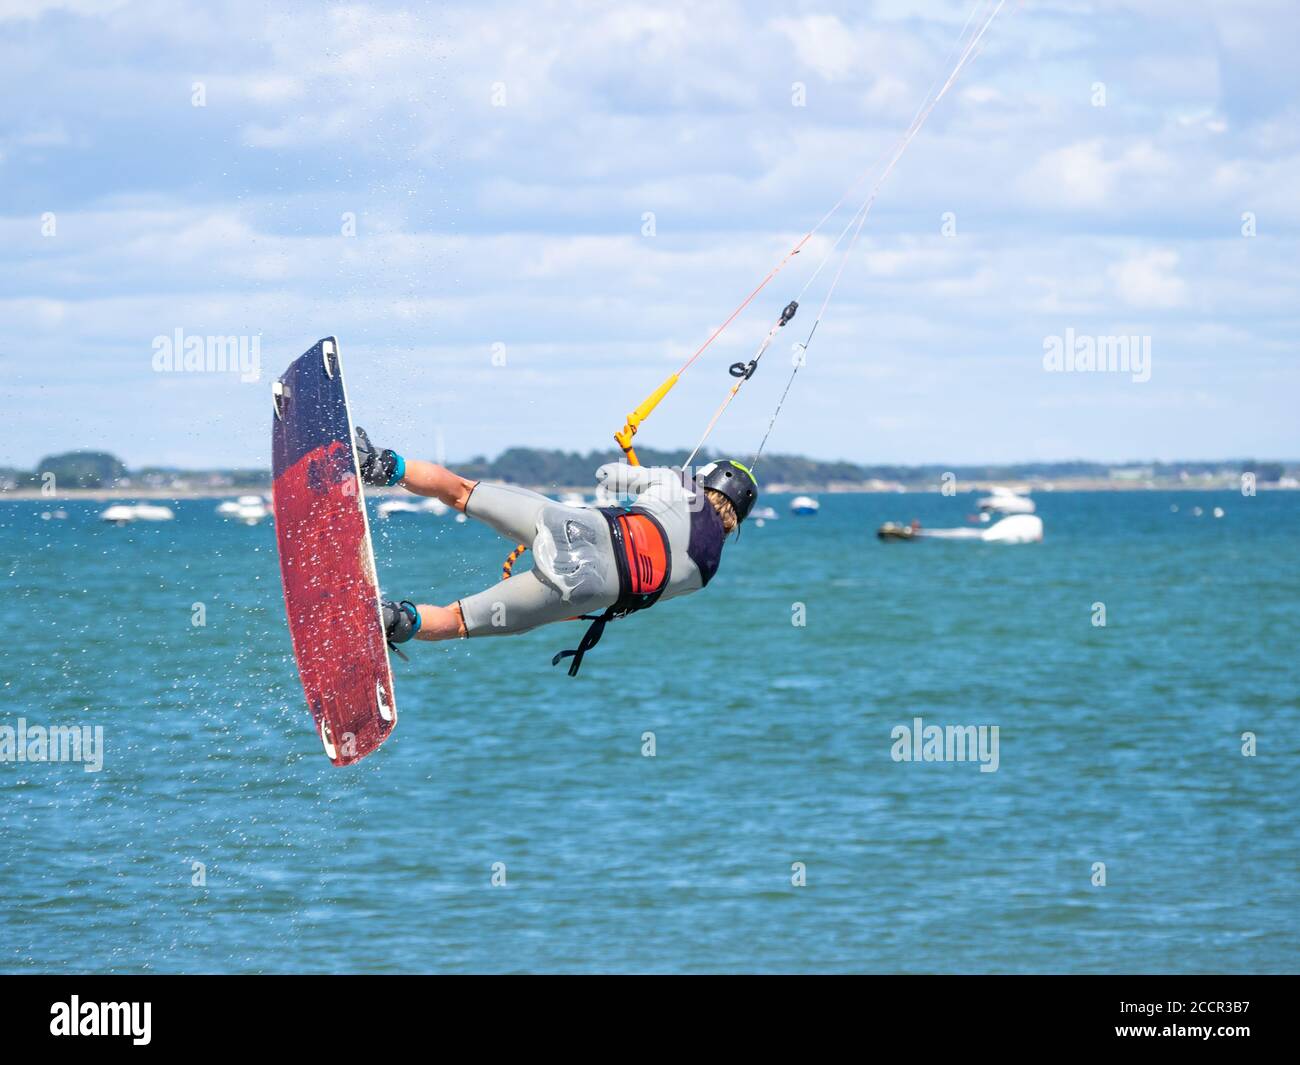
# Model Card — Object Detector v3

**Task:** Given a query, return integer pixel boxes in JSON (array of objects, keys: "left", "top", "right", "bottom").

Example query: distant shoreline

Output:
[
  {"left": 2, "top": 481, "right": 1290, "bottom": 502},
  {"left": 10, "top": 448, "right": 1293, "bottom": 499}
]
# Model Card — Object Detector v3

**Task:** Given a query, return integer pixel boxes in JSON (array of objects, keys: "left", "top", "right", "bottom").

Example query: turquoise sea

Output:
[{"left": 1, "top": 489, "right": 1296, "bottom": 973}]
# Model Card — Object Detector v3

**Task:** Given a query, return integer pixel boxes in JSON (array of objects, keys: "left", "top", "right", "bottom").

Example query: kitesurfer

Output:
[{"left": 354, "top": 428, "right": 758, "bottom": 674}]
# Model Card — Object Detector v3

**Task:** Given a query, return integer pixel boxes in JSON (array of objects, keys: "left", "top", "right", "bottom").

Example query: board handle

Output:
[{"left": 271, "top": 380, "right": 291, "bottom": 421}]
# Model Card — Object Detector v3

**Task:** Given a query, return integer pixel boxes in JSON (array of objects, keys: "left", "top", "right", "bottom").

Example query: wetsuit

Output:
[{"left": 457, "top": 464, "right": 727, "bottom": 637}]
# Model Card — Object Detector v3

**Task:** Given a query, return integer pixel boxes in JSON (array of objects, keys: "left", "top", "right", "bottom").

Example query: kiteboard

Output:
[{"left": 271, "top": 337, "right": 397, "bottom": 765}]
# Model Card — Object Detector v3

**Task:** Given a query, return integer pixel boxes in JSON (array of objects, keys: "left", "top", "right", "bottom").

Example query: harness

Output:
[{"left": 552, "top": 506, "right": 671, "bottom": 676}]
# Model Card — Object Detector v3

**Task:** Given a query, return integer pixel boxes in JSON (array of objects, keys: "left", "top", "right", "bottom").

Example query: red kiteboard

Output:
[{"left": 271, "top": 337, "right": 397, "bottom": 765}]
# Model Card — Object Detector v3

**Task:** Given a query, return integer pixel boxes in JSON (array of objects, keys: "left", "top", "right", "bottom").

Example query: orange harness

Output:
[{"left": 612, "top": 510, "right": 669, "bottom": 597}]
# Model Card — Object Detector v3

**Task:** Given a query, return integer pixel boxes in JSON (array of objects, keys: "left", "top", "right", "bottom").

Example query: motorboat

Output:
[
  {"left": 976, "top": 486, "right": 1036, "bottom": 514},
  {"left": 100, "top": 503, "right": 175, "bottom": 525},
  {"left": 217, "top": 495, "right": 271, "bottom": 524},
  {"left": 877, "top": 514, "right": 1043, "bottom": 544},
  {"left": 377, "top": 498, "right": 449, "bottom": 519}
]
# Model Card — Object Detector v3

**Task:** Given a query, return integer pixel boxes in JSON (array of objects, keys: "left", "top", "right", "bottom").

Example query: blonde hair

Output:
[{"left": 704, "top": 487, "right": 739, "bottom": 534}]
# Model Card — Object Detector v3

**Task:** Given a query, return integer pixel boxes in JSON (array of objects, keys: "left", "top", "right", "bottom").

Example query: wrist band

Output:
[{"left": 387, "top": 453, "right": 406, "bottom": 486}]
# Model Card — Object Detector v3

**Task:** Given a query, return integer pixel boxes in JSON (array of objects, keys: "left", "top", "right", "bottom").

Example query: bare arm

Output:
[{"left": 399, "top": 461, "right": 477, "bottom": 511}]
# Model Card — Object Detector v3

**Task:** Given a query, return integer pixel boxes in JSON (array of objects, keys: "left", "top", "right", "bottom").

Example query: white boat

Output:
[
  {"left": 557, "top": 491, "right": 588, "bottom": 507},
  {"left": 100, "top": 503, "right": 175, "bottom": 524},
  {"left": 131, "top": 503, "right": 174, "bottom": 522},
  {"left": 790, "top": 495, "right": 820, "bottom": 516},
  {"left": 376, "top": 498, "right": 449, "bottom": 519},
  {"left": 752, "top": 505, "right": 779, "bottom": 521},
  {"left": 980, "top": 514, "right": 1043, "bottom": 543},
  {"left": 976, "top": 486, "right": 1036, "bottom": 514},
  {"left": 217, "top": 495, "right": 271, "bottom": 524}
]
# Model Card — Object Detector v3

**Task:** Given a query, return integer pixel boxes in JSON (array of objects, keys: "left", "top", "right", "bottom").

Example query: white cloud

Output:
[
  {"left": 772, "top": 15, "right": 861, "bottom": 82},
  {"left": 962, "top": 85, "right": 1004, "bottom": 106},
  {"left": 1019, "top": 138, "right": 1175, "bottom": 209},
  {"left": 0, "top": 0, "right": 127, "bottom": 20},
  {"left": 1108, "top": 249, "right": 1187, "bottom": 309}
]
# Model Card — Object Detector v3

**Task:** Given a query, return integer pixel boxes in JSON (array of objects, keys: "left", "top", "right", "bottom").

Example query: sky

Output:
[{"left": 1, "top": 0, "right": 1297, "bottom": 469}]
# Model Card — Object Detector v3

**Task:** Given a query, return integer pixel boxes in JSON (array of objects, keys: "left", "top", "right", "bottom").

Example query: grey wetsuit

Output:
[{"left": 457, "top": 466, "right": 721, "bottom": 637}]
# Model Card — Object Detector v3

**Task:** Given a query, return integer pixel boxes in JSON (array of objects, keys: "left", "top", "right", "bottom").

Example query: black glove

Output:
[
  {"left": 355, "top": 425, "right": 402, "bottom": 487},
  {"left": 382, "top": 600, "right": 420, "bottom": 644}
]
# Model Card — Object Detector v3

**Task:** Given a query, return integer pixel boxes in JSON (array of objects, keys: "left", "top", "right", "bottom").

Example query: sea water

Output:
[{"left": 0, "top": 490, "right": 1295, "bottom": 973}]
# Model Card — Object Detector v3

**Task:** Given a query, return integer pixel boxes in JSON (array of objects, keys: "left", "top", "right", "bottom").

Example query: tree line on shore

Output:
[{"left": 2, "top": 449, "right": 1289, "bottom": 491}]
